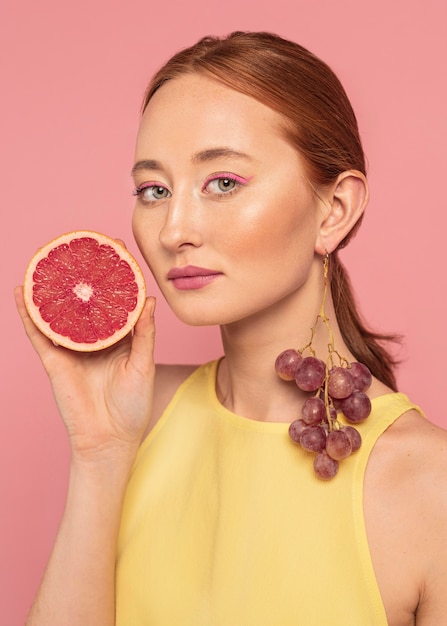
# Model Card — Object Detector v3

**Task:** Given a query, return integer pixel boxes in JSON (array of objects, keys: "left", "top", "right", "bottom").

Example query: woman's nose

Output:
[{"left": 158, "top": 195, "right": 203, "bottom": 252}]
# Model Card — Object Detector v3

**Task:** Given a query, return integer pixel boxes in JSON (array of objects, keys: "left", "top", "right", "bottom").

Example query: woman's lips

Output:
[{"left": 167, "top": 265, "right": 223, "bottom": 290}]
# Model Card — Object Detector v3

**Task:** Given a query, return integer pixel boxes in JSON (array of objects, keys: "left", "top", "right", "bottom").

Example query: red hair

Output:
[{"left": 142, "top": 31, "right": 400, "bottom": 390}]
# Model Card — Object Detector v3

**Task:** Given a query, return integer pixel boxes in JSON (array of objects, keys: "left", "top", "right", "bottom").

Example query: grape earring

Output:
[{"left": 274, "top": 254, "right": 372, "bottom": 480}]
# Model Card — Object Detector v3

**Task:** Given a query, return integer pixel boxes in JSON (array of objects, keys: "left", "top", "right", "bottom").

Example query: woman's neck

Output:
[{"left": 217, "top": 288, "right": 355, "bottom": 423}]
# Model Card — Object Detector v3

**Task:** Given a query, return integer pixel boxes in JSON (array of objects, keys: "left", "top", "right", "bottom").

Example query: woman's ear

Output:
[{"left": 315, "top": 170, "right": 369, "bottom": 255}]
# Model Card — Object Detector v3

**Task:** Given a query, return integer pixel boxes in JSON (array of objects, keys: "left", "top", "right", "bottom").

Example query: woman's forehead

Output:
[{"left": 137, "top": 74, "right": 291, "bottom": 154}]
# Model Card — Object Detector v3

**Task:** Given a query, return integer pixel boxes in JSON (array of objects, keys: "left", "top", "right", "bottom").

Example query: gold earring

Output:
[{"left": 274, "top": 254, "right": 372, "bottom": 480}]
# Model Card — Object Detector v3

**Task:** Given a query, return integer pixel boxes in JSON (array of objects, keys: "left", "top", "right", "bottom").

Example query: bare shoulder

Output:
[
  {"left": 376, "top": 409, "right": 447, "bottom": 484},
  {"left": 365, "top": 409, "right": 447, "bottom": 625},
  {"left": 144, "top": 363, "right": 198, "bottom": 437},
  {"left": 371, "top": 408, "right": 447, "bottom": 528}
]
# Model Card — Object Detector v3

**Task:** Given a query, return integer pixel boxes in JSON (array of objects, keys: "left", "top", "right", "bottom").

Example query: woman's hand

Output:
[{"left": 15, "top": 285, "right": 156, "bottom": 461}]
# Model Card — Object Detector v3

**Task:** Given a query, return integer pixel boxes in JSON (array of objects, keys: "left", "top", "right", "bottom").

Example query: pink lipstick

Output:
[{"left": 167, "top": 265, "right": 223, "bottom": 290}]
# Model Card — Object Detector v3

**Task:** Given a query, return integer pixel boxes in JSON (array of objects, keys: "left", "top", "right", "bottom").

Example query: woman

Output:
[{"left": 16, "top": 32, "right": 447, "bottom": 625}]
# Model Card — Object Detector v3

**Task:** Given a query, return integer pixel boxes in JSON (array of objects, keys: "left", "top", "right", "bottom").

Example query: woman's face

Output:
[{"left": 132, "top": 73, "right": 325, "bottom": 327}]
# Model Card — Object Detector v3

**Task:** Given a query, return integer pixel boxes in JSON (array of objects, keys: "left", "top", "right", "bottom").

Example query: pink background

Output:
[{"left": 2, "top": 0, "right": 446, "bottom": 622}]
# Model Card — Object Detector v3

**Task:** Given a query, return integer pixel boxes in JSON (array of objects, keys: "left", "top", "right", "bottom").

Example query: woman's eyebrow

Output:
[
  {"left": 191, "top": 147, "right": 254, "bottom": 163},
  {"left": 131, "top": 159, "right": 161, "bottom": 175},
  {"left": 131, "top": 148, "right": 254, "bottom": 175}
]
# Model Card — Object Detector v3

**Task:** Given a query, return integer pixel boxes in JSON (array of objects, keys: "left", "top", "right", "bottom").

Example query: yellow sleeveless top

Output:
[{"left": 116, "top": 360, "right": 421, "bottom": 625}]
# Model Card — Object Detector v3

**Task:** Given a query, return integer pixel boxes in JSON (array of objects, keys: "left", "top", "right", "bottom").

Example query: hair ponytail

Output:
[{"left": 330, "top": 252, "right": 400, "bottom": 390}]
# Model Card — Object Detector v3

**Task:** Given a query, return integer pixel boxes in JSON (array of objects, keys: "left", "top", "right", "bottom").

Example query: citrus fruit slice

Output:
[{"left": 23, "top": 231, "right": 146, "bottom": 351}]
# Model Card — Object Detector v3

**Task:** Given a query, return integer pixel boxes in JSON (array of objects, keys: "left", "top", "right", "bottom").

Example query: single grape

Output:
[
  {"left": 295, "top": 356, "right": 326, "bottom": 392},
  {"left": 342, "top": 425, "right": 362, "bottom": 452},
  {"left": 288, "top": 419, "right": 307, "bottom": 444},
  {"left": 302, "top": 396, "right": 326, "bottom": 425},
  {"left": 327, "top": 366, "right": 354, "bottom": 399},
  {"left": 299, "top": 425, "right": 327, "bottom": 452},
  {"left": 275, "top": 348, "right": 303, "bottom": 381},
  {"left": 341, "top": 391, "right": 372, "bottom": 423},
  {"left": 349, "top": 362, "right": 372, "bottom": 392},
  {"left": 325, "top": 430, "right": 352, "bottom": 460},
  {"left": 314, "top": 450, "right": 339, "bottom": 480}
]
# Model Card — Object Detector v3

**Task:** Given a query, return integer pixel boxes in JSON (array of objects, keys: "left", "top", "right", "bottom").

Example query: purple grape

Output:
[
  {"left": 314, "top": 450, "right": 339, "bottom": 480},
  {"left": 299, "top": 425, "right": 327, "bottom": 452},
  {"left": 325, "top": 430, "right": 352, "bottom": 460},
  {"left": 349, "top": 362, "right": 372, "bottom": 392},
  {"left": 342, "top": 425, "right": 362, "bottom": 452},
  {"left": 341, "top": 391, "right": 372, "bottom": 423},
  {"left": 327, "top": 366, "right": 354, "bottom": 399},
  {"left": 288, "top": 419, "right": 307, "bottom": 444},
  {"left": 295, "top": 356, "right": 326, "bottom": 392},
  {"left": 275, "top": 348, "right": 303, "bottom": 381},
  {"left": 302, "top": 396, "right": 326, "bottom": 425}
]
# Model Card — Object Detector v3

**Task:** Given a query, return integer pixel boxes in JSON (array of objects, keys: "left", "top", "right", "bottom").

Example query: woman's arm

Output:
[
  {"left": 365, "top": 412, "right": 447, "bottom": 626},
  {"left": 26, "top": 450, "right": 136, "bottom": 625},
  {"left": 15, "top": 287, "right": 156, "bottom": 625}
]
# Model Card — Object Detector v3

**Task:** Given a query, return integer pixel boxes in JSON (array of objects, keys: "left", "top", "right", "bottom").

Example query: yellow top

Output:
[{"left": 116, "top": 360, "right": 421, "bottom": 625}]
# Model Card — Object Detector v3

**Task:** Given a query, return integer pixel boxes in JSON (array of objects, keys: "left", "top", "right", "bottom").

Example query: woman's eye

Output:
[
  {"left": 203, "top": 173, "right": 250, "bottom": 197},
  {"left": 134, "top": 184, "right": 171, "bottom": 202},
  {"left": 206, "top": 177, "right": 237, "bottom": 193}
]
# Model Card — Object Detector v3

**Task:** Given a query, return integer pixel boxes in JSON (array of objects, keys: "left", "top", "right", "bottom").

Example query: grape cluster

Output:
[{"left": 275, "top": 349, "right": 372, "bottom": 480}]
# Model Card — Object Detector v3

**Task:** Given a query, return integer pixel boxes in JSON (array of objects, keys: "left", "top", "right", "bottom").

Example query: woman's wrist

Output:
[{"left": 69, "top": 440, "right": 140, "bottom": 487}]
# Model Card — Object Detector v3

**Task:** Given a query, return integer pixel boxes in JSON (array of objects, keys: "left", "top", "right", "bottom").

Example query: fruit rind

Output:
[{"left": 23, "top": 230, "right": 146, "bottom": 352}]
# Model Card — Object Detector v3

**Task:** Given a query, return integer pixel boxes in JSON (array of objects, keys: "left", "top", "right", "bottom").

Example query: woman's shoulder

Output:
[
  {"left": 389, "top": 409, "right": 447, "bottom": 517},
  {"left": 153, "top": 363, "right": 199, "bottom": 419},
  {"left": 142, "top": 363, "right": 201, "bottom": 437},
  {"left": 368, "top": 377, "right": 447, "bottom": 476},
  {"left": 366, "top": 400, "right": 447, "bottom": 536},
  {"left": 379, "top": 406, "right": 447, "bottom": 475},
  {"left": 370, "top": 406, "right": 447, "bottom": 496}
]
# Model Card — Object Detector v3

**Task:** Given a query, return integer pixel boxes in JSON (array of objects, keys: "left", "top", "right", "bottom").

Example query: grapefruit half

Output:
[{"left": 23, "top": 231, "right": 146, "bottom": 351}]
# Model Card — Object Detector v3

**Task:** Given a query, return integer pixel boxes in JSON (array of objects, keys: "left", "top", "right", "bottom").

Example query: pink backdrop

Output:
[{"left": 2, "top": 0, "right": 446, "bottom": 622}]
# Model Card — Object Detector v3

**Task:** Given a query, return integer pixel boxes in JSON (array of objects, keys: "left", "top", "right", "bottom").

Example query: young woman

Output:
[{"left": 16, "top": 32, "right": 447, "bottom": 626}]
